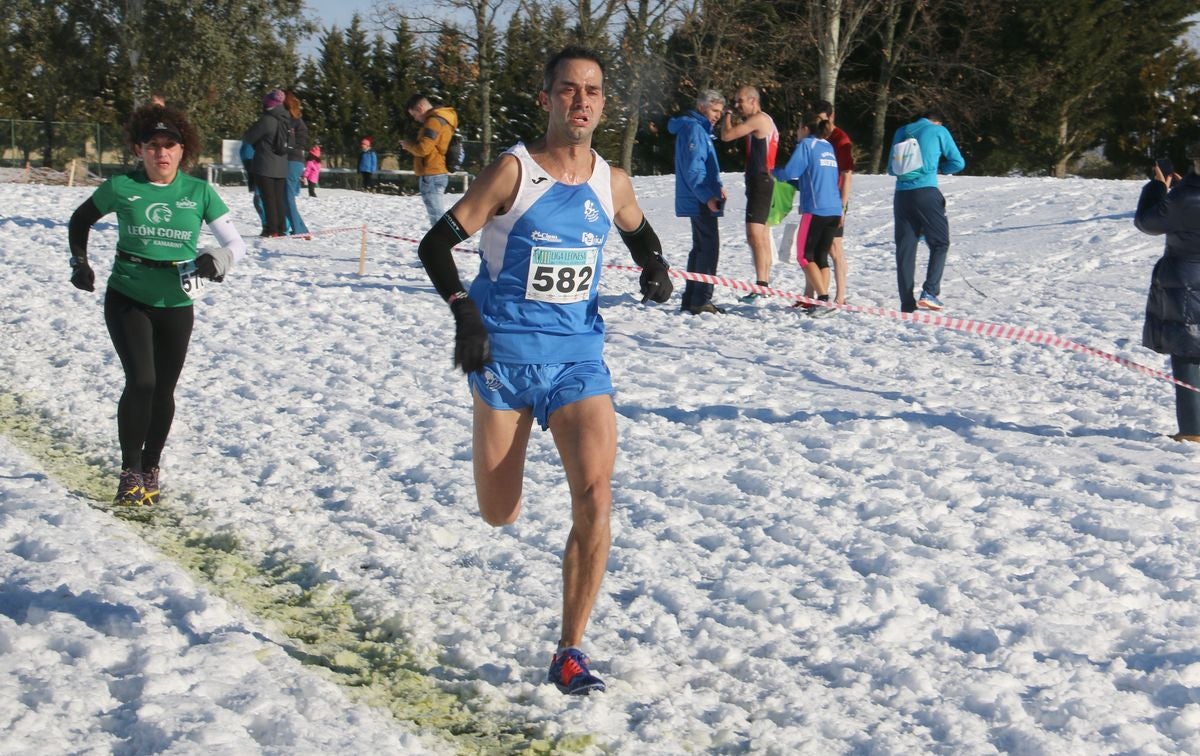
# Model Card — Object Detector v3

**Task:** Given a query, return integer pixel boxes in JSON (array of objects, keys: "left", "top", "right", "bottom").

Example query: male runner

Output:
[
  {"left": 415, "top": 45, "right": 672, "bottom": 695},
  {"left": 719, "top": 85, "right": 778, "bottom": 301}
]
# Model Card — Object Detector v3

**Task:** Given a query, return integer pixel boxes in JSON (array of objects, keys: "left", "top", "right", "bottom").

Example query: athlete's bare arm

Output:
[
  {"left": 719, "top": 111, "right": 772, "bottom": 142},
  {"left": 446, "top": 153, "right": 522, "bottom": 235},
  {"left": 610, "top": 167, "right": 645, "bottom": 233}
]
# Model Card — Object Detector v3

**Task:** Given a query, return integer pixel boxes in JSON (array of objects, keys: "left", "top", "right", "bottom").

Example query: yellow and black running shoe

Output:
[{"left": 114, "top": 469, "right": 144, "bottom": 506}]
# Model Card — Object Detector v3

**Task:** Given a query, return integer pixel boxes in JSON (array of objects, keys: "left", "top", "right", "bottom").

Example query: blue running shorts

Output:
[{"left": 469, "top": 360, "right": 615, "bottom": 430}]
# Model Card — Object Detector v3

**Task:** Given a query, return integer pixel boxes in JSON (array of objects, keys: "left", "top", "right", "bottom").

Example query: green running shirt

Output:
[{"left": 91, "top": 170, "right": 230, "bottom": 307}]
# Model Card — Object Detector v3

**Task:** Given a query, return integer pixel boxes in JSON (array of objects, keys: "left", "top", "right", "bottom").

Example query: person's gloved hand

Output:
[
  {"left": 450, "top": 296, "right": 491, "bottom": 374},
  {"left": 195, "top": 246, "right": 234, "bottom": 282},
  {"left": 69, "top": 256, "right": 94, "bottom": 292},
  {"left": 639, "top": 255, "right": 673, "bottom": 303}
]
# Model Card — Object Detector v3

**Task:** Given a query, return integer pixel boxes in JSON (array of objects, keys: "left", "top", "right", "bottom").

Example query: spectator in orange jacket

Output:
[{"left": 401, "top": 94, "right": 458, "bottom": 226}]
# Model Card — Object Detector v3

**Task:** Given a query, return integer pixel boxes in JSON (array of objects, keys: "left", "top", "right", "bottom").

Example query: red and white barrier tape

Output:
[
  {"left": 281, "top": 225, "right": 1198, "bottom": 394},
  {"left": 607, "top": 264, "right": 1198, "bottom": 393}
]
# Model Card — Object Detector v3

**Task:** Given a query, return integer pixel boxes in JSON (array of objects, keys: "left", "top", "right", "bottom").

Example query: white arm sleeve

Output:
[{"left": 207, "top": 213, "right": 246, "bottom": 263}]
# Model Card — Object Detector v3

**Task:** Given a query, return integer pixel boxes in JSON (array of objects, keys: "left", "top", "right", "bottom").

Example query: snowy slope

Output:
[{"left": 1, "top": 171, "right": 1198, "bottom": 754}]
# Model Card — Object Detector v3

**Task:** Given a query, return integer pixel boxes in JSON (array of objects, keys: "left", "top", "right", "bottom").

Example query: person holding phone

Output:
[
  {"left": 1134, "top": 144, "right": 1200, "bottom": 443},
  {"left": 668, "top": 89, "right": 727, "bottom": 314}
]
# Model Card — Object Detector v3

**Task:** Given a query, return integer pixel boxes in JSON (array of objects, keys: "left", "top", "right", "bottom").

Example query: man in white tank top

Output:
[{"left": 415, "top": 45, "right": 674, "bottom": 695}]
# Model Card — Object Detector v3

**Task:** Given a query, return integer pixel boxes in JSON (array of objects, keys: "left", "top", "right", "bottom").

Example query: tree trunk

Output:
[
  {"left": 1054, "top": 111, "right": 1071, "bottom": 177},
  {"left": 621, "top": 110, "right": 639, "bottom": 173},
  {"left": 125, "top": 0, "right": 147, "bottom": 105},
  {"left": 868, "top": 0, "right": 922, "bottom": 173},
  {"left": 817, "top": 0, "right": 842, "bottom": 104}
]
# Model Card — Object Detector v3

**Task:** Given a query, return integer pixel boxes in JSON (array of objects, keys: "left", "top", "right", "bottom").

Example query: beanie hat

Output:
[
  {"left": 310, "top": 145, "right": 321, "bottom": 158},
  {"left": 262, "top": 89, "right": 285, "bottom": 109}
]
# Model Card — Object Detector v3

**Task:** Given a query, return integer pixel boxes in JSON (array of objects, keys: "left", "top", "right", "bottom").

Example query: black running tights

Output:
[{"left": 104, "top": 288, "right": 194, "bottom": 471}]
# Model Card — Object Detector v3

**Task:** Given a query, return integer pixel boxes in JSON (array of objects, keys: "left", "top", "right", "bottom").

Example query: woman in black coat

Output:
[
  {"left": 1134, "top": 146, "right": 1200, "bottom": 443},
  {"left": 241, "top": 89, "right": 291, "bottom": 236}
]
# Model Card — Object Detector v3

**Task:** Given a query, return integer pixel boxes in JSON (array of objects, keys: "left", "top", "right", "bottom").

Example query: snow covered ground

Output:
[{"left": 1, "top": 168, "right": 1198, "bottom": 754}]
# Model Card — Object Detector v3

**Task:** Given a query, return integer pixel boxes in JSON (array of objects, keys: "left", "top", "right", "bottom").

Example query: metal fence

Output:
[{"left": 0, "top": 119, "right": 131, "bottom": 179}]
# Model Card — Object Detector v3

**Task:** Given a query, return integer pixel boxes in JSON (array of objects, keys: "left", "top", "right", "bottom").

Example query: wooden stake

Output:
[{"left": 358, "top": 223, "right": 367, "bottom": 276}]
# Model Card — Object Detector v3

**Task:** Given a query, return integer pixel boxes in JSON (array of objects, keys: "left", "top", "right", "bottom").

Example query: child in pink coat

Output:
[{"left": 303, "top": 146, "right": 321, "bottom": 197}]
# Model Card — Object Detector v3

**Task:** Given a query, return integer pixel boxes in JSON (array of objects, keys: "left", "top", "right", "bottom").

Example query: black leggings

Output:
[{"left": 104, "top": 288, "right": 194, "bottom": 471}]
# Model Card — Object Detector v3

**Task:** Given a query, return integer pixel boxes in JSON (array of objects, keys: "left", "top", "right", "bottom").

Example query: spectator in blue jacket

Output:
[
  {"left": 774, "top": 115, "right": 843, "bottom": 317},
  {"left": 358, "top": 137, "right": 378, "bottom": 191},
  {"left": 888, "top": 110, "right": 965, "bottom": 312},
  {"left": 1135, "top": 144, "right": 1200, "bottom": 443},
  {"left": 668, "top": 90, "right": 726, "bottom": 314}
]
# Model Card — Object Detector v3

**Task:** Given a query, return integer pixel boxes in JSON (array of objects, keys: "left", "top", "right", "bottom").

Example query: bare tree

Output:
[
  {"left": 613, "top": 0, "right": 681, "bottom": 173},
  {"left": 565, "top": 0, "right": 622, "bottom": 47},
  {"left": 671, "top": 0, "right": 788, "bottom": 98},
  {"left": 866, "top": 0, "right": 924, "bottom": 172},
  {"left": 804, "top": 0, "right": 880, "bottom": 107},
  {"left": 376, "top": 0, "right": 515, "bottom": 163}
]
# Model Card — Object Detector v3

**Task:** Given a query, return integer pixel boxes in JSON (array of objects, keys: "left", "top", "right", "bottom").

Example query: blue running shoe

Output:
[
  {"left": 548, "top": 647, "right": 606, "bottom": 695},
  {"left": 739, "top": 292, "right": 761, "bottom": 304},
  {"left": 917, "top": 291, "right": 944, "bottom": 311}
]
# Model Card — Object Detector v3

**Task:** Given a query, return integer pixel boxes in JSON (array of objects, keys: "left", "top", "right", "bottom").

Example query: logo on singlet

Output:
[
  {"left": 531, "top": 230, "right": 561, "bottom": 242},
  {"left": 175, "top": 197, "right": 198, "bottom": 210},
  {"left": 531, "top": 177, "right": 548, "bottom": 184},
  {"left": 583, "top": 199, "right": 599, "bottom": 223},
  {"left": 127, "top": 195, "right": 141, "bottom": 201},
  {"left": 145, "top": 202, "right": 173, "bottom": 224}
]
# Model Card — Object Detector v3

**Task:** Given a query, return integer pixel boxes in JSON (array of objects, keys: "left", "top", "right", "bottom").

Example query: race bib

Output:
[
  {"left": 525, "top": 246, "right": 597, "bottom": 304},
  {"left": 176, "top": 259, "right": 207, "bottom": 300}
]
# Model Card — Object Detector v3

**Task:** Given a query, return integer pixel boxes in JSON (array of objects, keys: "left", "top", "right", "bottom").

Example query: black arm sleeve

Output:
[
  {"left": 68, "top": 197, "right": 102, "bottom": 261},
  {"left": 618, "top": 216, "right": 667, "bottom": 269},
  {"left": 416, "top": 210, "right": 471, "bottom": 301}
]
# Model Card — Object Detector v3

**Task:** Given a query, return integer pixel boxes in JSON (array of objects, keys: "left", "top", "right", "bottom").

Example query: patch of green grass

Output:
[{"left": 0, "top": 390, "right": 590, "bottom": 755}]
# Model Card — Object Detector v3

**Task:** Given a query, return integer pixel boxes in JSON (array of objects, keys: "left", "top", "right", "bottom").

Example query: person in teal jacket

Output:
[{"left": 888, "top": 110, "right": 965, "bottom": 312}]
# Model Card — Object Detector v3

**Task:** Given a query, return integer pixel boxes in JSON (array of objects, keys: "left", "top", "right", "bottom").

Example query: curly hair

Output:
[{"left": 125, "top": 104, "right": 201, "bottom": 169}]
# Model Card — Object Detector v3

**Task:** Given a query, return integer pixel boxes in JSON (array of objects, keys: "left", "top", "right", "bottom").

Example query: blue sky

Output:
[{"left": 301, "top": 0, "right": 383, "bottom": 59}]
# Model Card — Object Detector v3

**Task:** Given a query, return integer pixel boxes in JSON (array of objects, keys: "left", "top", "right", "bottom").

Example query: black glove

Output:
[
  {"left": 194, "top": 254, "right": 223, "bottom": 282},
  {"left": 450, "top": 296, "right": 491, "bottom": 374},
  {"left": 639, "top": 255, "right": 673, "bottom": 303},
  {"left": 69, "top": 256, "right": 94, "bottom": 292}
]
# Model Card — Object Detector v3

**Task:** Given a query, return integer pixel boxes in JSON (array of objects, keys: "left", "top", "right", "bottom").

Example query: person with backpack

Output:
[
  {"left": 241, "top": 89, "right": 292, "bottom": 236},
  {"left": 401, "top": 93, "right": 459, "bottom": 226},
  {"left": 888, "top": 109, "right": 965, "bottom": 313}
]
